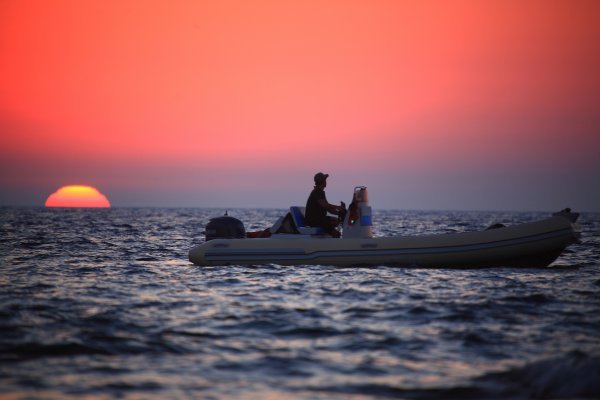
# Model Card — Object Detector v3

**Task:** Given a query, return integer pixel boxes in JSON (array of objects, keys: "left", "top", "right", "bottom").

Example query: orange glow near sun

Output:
[{"left": 45, "top": 185, "right": 111, "bottom": 208}]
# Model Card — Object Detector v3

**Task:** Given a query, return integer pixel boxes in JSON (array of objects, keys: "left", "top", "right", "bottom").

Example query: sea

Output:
[{"left": 1, "top": 207, "right": 599, "bottom": 400}]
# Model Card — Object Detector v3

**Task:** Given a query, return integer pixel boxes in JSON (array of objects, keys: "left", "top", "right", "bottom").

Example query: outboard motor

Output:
[
  {"left": 342, "top": 186, "right": 373, "bottom": 238},
  {"left": 205, "top": 213, "right": 246, "bottom": 241}
]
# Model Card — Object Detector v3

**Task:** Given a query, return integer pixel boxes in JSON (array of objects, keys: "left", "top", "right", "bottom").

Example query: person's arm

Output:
[{"left": 317, "top": 199, "right": 343, "bottom": 215}]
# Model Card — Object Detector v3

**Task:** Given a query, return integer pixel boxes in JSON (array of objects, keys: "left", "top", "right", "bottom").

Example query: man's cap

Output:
[{"left": 314, "top": 172, "right": 329, "bottom": 184}]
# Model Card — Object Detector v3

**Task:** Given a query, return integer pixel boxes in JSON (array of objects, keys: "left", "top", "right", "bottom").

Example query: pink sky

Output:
[{"left": 1, "top": 0, "right": 599, "bottom": 211}]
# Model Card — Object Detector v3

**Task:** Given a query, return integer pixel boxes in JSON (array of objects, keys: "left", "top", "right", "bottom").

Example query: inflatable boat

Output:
[{"left": 189, "top": 187, "right": 581, "bottom": 268}]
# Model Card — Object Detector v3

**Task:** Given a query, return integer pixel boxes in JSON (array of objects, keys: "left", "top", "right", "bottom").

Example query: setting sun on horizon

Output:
[{"left": 45, "top": 185, "right": 111, "bottom": 208}]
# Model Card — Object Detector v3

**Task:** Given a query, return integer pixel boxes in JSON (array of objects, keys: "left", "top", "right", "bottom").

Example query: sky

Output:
[{"left": 1, "top": 0, "right": 599, "bottom": 211}]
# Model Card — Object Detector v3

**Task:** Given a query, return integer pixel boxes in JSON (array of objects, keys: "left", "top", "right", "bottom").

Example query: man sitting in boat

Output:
[{"left": 305, "top": 172, "right": 345, "bottom": 238}]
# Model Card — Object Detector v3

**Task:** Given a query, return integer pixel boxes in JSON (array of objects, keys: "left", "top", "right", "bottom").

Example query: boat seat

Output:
[{"left": 289, "top": 206, "right": 324, "bottom": 235}]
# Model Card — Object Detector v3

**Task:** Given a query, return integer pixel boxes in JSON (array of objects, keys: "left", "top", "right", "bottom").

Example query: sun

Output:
[{"left": 45, "top": 185, "right": 111, "bottom": 208}]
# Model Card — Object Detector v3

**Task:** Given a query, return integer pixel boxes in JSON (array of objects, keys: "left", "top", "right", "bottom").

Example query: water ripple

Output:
[{"left": 1, "top": 207, "right": 598, "bottom": 399}]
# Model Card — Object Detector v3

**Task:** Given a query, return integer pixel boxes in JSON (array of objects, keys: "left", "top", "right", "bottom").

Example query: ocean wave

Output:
[
  {"left": 305, "top": 351, "right": 600, "bottom": 399},
  {"left": 1, "top": 207, "right": 598, "bottom": 399},
  {"left": 471, "top": 350, "right": 600, "bottom": 399}
]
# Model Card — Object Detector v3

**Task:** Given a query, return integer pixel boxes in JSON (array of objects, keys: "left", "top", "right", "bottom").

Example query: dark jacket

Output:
[{"left": 305, "top": 187, "right": 327, "bottom": 227}]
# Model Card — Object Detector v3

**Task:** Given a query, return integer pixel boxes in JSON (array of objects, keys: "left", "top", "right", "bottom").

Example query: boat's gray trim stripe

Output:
[{"left": 204, "top": 227, "right": 573, "bottom": 262}]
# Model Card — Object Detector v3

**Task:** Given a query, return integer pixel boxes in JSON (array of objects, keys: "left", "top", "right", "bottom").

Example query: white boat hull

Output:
[{"left": 189, "top": 215, "right": 580, "bottom": 268}]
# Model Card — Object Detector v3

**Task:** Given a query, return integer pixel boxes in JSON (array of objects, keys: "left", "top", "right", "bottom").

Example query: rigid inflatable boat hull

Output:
[{"left": 189, "top": 216, "right": 579, "bottom": 268}]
